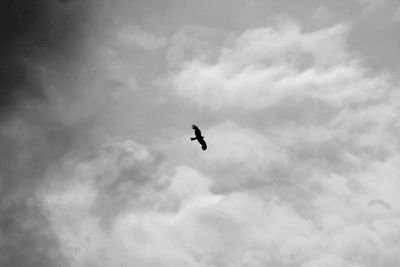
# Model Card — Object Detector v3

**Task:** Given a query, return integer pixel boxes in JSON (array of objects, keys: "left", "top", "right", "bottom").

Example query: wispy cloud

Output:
[
  {"left": 117, "top": 25, "right": 167, "bottom": 50},
  {"left": 309, "top": 6, "right": 335, "bottom": 24},
  {"left": 356, "top": 0, "right": 387, "bottom": 14},
  {"left": 393, "top": 6, "right": 400, "bottom": 21}
]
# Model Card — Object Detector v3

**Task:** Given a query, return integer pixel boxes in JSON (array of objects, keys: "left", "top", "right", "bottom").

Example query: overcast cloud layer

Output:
[{"left": 1, "top": 0, "right": 400, "bottom": 266}]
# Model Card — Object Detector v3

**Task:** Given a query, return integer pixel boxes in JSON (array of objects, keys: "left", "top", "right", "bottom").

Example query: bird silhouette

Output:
[{"left": 190, "top": 124, "right": 207, "bottom": 150}]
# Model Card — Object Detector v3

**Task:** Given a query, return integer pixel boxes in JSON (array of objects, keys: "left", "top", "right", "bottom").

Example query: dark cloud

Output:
[
  {"left": 0, "top": 0, "right": 91, "bottom": 266},
  {"left": 0, "top": 0, "right": 89, "bottom": 114}
]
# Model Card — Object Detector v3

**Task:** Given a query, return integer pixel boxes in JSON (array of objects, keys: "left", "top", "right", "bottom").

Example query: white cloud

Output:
[
  {"left": 200, "top": 121, "right": 285, "bottom": 166},
  {"left": 167, "top": 166, "right": 212, "bottom": 199},
  {"left": 171, "top": 21, "right": 386, "bottom": 111},
  {"left": 166, "top": 19, "right": 400, "bottom": 266},
  {"left": 41, "top": 147, "right": 317, "bottom": 266},
  {"left": 40, "top": 130, "right": 400, "bottom": 267},
  {"left": 158, "top": 121, "right": 287, "bottom": 190},
  {"left": 200, "top": 122, "right": 286, "bottom": 188},
  {"left": 37, "top": 15, "right": 400, "bottom": 267}
]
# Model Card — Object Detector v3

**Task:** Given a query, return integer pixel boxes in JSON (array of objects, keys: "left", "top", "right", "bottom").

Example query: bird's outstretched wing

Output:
[
  {"left": 198, "top": 138, "right": 207, "bottom": 150},
  {"left": 192, "top": 124, "right": 202, "bottom": 138}
]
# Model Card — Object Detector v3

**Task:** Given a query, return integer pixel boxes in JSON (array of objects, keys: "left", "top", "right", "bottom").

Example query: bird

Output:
[{"left": 190, "top": 124, "right": 207, "bottom": 150}]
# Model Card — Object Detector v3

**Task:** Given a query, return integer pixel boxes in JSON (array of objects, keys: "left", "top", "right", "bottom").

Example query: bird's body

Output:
[{"left": 190, "top": 125, "right": 207, "bottom": 150}]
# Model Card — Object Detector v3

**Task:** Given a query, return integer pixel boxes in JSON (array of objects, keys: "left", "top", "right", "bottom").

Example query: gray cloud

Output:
[{"left": 0, "top": 1, "right": 92, "bottom": 266}]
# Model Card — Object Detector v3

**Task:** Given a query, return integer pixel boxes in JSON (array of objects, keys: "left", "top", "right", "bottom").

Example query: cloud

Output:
[
  {"left": 171, "top": 21, "right": 387, "bottom": 111},
  {"left": 393, "top": 6, "right": 400, "bottom": 21},
  {"left": 40, "top": 109, "right": 400, "bottom": 267},
  {"left": 164, "top": 18, "right": 400, "bottom": 267},
  {"left": 166, "top": 26, "right": 228, "bottom": 68},
  {"left": 40, "top": 143, "right": 313, "bottom": 266},
  {"left": 0, "top": 1, "right": 92, "bottom": 266},
  {"left": 42, "top": 144, "right": 400, "bottom": 267},
  {"left": 94, "top": 45, "right": 139, "bottom": 91},
  {"left": 198, "top": 122, "right": 287, "bottom": 190},
  {"left": 356, "top": 0, "right": 387, "bottom": 14},
  {"left": 117, "top": 25, "right": 167, "bottom": 50},
  {"left": 309, "top": 6, "right": 335, "bottom": 24},
  {"left": 3, "top": 2, "right": 400, "bottom": 267},
  {"left": 158, "top": 121, "right": 287, "bottom": 191}
]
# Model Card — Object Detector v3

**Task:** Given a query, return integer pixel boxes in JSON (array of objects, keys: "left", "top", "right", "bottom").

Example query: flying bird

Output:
[{"left": 190, "top": 124, "right": 207, "bottom": 150}]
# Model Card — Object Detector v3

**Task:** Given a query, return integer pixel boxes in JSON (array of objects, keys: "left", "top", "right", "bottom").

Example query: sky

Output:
[{"left": 1, "top": 0, "right": 400, "bottom": 266}]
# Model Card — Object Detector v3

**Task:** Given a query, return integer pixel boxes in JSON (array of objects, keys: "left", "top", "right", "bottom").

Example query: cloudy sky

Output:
[{"left": 1, "top": 0, "right": 400, "bottom": 266}]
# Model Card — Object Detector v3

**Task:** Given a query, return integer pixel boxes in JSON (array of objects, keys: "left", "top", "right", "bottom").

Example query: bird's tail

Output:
[{"left": 190, "top": 137, "right": 197, "bottom": 141}]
